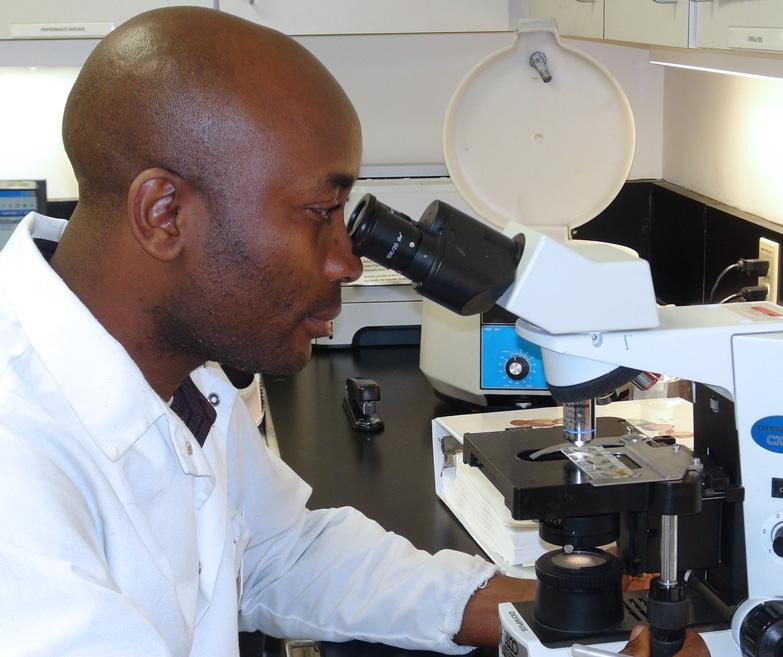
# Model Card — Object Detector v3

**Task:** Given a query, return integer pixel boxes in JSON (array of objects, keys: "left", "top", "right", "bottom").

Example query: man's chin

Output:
[{"left": 257, "top": 343, "right": 312, "bottom": 377}]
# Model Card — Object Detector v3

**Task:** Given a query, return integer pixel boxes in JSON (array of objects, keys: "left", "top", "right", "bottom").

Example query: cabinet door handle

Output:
[
  {"left": 575, "top": 0, "right": 596, "bottom": 3},
  {"left": 652, "top": 0, "right": 678, "bottom": 4}
]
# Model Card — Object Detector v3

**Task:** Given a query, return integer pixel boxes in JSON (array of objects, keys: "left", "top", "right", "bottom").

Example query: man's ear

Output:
[{"left": 127, "top": 168, "right": 197, "bottom": 262}]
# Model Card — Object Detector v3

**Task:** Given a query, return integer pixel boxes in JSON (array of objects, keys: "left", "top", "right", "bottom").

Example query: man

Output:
[{"left": 0, "top": 6, "right": 709, "bottom": 657}]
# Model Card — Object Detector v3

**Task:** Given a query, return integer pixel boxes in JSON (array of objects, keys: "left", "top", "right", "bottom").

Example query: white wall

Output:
[
  {"left": 0, "top": 33, "right": 664, "bottom": 201},
  {"left": 663, "top": 68, "right": 783, "bottom": 227},
  {"left": 298, "top": 32, "right": 518, "bottom": 174},
  {"left": 0, "top": 67, "right": 79, "bottom": 199},
  {"left": 566, "top": 38, "right": 663, "bottom": 181},
  {"left": 300, "top": 34, "right": 664, "bottom": 180}
]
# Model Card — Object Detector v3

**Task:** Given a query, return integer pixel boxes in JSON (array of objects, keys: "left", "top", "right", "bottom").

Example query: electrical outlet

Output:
[{"left": 759, "top": 237, "right": 780, "bottom": 302}]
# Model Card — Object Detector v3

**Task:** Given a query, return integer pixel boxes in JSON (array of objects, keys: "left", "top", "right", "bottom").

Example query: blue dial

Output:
[{"left": 480, "top": 325, "right": 547, "bottom": 390}]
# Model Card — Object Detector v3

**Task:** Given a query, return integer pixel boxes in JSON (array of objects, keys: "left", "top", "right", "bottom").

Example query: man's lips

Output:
[{"left": 304, "top": 305, "right": 341, "bottom": 337}]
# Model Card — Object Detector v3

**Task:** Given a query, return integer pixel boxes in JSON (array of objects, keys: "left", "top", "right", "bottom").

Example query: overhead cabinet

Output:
[
  {"left": 694, "top": 0, "right": 783, "bottom": 52},
  {"left": 0, "top": 1, "right": 211, "bottom": 39},
  {"left": 527, "top": 0, "right": 604, "bottom": 39},
  {"left": 528, "top": 0, "right": 689, "bottom": 46},
  {"left": 604, "top": 0, "right": 690, "bottom": 48},
  {"left": 5, "top": 0, "right": 782, "bottom": 54},
  {"left": 217, "top": 0, "right": 517, "bottom": 35},
  {"left": 2, "top": 0, "right": 520, "bottom": 39}
]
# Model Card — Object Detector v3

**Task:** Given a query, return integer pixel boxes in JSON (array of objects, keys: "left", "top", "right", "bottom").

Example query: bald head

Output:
[
  {"left": 54, "top": 7, "right": 363, "bottom": 395},
  {"left": 62, "top": 7, "right": 358, "bottom": 217}
]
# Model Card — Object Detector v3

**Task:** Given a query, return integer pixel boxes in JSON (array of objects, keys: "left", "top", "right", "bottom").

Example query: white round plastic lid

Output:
[{"left": 443, "top": 23, "right": 635, "bottom": 230}]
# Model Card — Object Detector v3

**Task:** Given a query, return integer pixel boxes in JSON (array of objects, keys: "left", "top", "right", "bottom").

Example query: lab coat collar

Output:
[{"left": 0, "top": 213, "right": 181, "bottom": 463}]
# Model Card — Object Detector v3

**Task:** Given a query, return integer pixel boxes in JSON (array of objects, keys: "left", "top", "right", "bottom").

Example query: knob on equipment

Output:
[
  {"left": 773, "top": 525, "right": 783, "bottom": 558},
  {"left": 505, "top": 355, "right": 529, "bottom": 381},
  {"left": 741, "top": 600, "right": 783, "bottom": 657}
]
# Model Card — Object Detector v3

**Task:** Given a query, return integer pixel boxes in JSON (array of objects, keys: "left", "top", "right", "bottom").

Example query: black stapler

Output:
[{"left": 342, "top": 377, "right": 384, "bottom": 433}]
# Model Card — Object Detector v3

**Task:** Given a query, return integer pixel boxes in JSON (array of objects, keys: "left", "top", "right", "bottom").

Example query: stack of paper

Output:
[{"left": 449, "top": 457, "right": 556, "bottom": 567}]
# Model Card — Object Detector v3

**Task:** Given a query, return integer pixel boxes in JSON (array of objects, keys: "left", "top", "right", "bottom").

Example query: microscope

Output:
[{"left": 347, "top": 192, "right": 783, "bottom": 657}]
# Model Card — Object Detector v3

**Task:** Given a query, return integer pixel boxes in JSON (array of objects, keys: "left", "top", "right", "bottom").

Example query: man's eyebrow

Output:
[{"left": 325, "top": 173, "right": 356, "bottom": 190}]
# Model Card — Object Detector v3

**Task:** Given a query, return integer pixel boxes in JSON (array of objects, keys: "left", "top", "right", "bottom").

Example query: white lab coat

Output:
[{"left": 0, "top": 213, "right": 497, "bottom": 657}]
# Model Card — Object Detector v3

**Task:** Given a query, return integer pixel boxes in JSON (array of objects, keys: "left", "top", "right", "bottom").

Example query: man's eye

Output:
[{"left": 310, "top": 204, "right": 342, "bottom": 221}]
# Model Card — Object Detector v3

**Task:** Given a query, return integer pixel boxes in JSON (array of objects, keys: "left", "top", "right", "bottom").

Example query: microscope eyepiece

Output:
[
  {"left": 348, "top": 194, "right": 432, "bottom": 280},
  {"left": 347, "top": 193, "right": 524, "bottom": 316}
]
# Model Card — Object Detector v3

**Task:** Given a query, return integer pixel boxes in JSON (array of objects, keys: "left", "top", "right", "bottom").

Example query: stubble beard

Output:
[
  {"left": 147, "top": 197, "right": 345, "bottom": 376},
  {"left": 148, "top": 237, "right": 338, "bottom": 377},
  {"left": 149, "top": 276, "right": 311, "bottom": 377}
]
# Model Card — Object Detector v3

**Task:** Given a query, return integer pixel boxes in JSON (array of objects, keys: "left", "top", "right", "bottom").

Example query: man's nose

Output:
[{"left": 328, "top": 222, "right": 363, "bottom": 283}]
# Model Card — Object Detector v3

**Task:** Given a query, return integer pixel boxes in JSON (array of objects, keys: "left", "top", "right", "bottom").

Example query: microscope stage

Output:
[{"left": 462, "top": 417, "right": 657, "bottom": 521}]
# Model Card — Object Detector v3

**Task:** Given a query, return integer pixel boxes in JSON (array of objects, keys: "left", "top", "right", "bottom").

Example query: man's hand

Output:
[
  {"left": 453, "top": 574, "right": 535, "bottom": 646},
  {"left": 620, "top": 625, "right": 711, "bottom": 657},
  {"left": 622, "top": 572, "right": 655, "bottom": 592}
]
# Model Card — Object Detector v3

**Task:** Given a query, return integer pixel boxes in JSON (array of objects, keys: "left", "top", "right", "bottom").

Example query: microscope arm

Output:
[
  {"left": 495, "top": 221, "right": 783, "bottom": 401},
  {"left": 497, "top": 221, "right": 659, "bottom": 335},
  {"left": 514, "top": 302, "right": 783, "bottom": 402}
]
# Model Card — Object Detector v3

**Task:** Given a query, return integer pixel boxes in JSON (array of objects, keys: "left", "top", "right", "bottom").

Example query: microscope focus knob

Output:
[
  {"left": 505, "top": 355, "right": 530, "bottom": 381},
  {"left": 773, "top": 525, "right": 783, "bottom": 558},
  {"left": 740, "top": 600, "right": 783, "bottom": 657}
]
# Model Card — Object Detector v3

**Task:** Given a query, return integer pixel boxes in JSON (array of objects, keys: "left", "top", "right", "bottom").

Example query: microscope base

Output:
[{"left": 500, "top": 588, "right": 727, "bottom": 656}]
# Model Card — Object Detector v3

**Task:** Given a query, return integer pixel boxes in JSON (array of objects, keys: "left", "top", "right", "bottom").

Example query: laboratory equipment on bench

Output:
[
  {"left": 421, "top": 299, "right": 550, "bottom": 407},
  {"left": 347, "top": 18, "right": 783, "bottom": 657},
  {"left": 418, "top": 15, "right": 635, "bottom": 408}
]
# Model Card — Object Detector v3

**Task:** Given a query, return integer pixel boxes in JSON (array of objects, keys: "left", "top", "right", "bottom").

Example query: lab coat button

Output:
[
  {"left": 186, "top": 441, "right": 193, "bottom": 455},
  {"left": 208, "top": 393, "right": 220, "bottom": 406}
]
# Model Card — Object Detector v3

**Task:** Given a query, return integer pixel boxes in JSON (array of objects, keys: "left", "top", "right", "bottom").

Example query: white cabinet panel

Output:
[
  {"left": 605, "top": 0, "right": 689, "bottom": 47},
  {"left": 527, "top": 0, "right": 604, "bottom": 39},
  {"left": 0, "top": 1, "right": 212, "bottom": 39},
  {"left": 217, "top": 0, "right": 515, "bottom": 35},
  {"left": 695, "top": 0, "right": 783, "bottom": 52}
]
